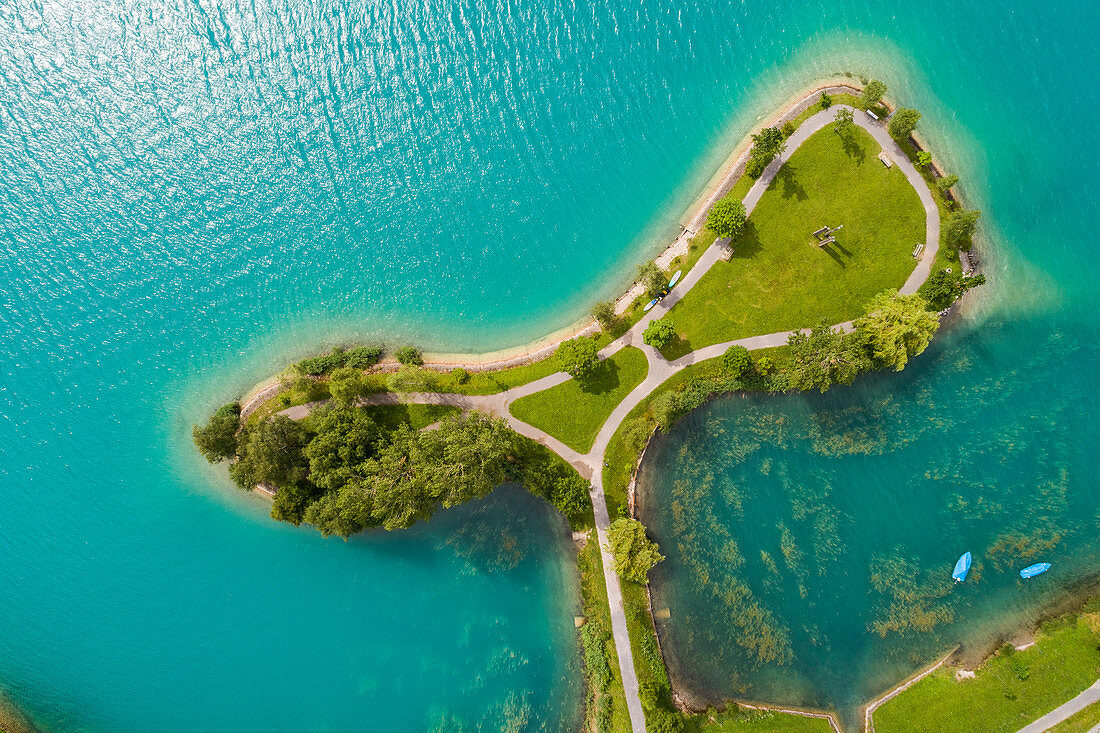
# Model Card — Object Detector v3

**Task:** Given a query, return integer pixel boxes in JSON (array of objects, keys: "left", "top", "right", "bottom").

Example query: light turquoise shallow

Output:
[{"left": 0, "top": 0, "right": 1097, "bottom": 729}]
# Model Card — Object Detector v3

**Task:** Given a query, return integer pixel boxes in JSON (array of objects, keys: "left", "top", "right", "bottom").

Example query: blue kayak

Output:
[
  {"left": 952, "top": 552, "right": 972, "bottom": 582},
  {"left": 643, "top": 298, "right": 659, "bottom": 312},
  {"left": 1020, "top": 562, "right": 1051, "bottom": 579}
]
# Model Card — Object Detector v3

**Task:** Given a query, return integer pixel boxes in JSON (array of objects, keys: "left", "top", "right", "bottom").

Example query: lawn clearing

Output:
[
  {"left": 873, "top": 615, "right": 1100, "bottom": 733},
  {"left": 661, "top": 124, "right": 924, "bottom": 359},
  {"left": 509, "top": 347, "right": 648, "bottom": 454}
]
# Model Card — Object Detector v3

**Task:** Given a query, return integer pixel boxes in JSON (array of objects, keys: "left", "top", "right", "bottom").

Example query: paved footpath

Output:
[
  {"left": 1017, "top": 679, "right": 1100, "bottom": 733},
  {"left": 278, "top": 105, "right": 941, "bottom": 732}
]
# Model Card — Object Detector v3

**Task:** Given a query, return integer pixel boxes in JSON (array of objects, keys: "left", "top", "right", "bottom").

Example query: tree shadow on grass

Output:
[
  {"left": 730, "top": 221, "right": 763, "bottom": 259},
  {"left": 577, "top": 357, "right": 622, "bottom": 395},
  {"left": 777, "top": 164, "right": 808, "bottom": 201},
  {"left": 661, "top": 335, "right": 694, "bottom": 362},
  {"left": 838, "top": 130, "right": 866, "bottom": 163}
]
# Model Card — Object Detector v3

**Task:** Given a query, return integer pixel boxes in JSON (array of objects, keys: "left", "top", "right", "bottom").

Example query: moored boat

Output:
[
  {"left": 952, "top": 551, "right": 972, "bottom": 582},
  {"left": 1019, "top": 562, "right": 1051, "bottom": 579}
]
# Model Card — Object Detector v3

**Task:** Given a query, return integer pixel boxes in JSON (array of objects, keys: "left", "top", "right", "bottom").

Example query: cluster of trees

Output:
[
  {"left": 296, "top": 345, "right": 383, "bottom": 376},
  {"left": 193, "top": 407, "right": 593, "bottom": 535},
  {"left": 918, "top": 268, "right": 987, "bottom": 311}
]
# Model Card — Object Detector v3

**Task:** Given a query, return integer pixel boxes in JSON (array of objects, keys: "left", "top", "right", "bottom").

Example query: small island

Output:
[{"left": 195, "top": 80, "right": 989, "bottom": 732}]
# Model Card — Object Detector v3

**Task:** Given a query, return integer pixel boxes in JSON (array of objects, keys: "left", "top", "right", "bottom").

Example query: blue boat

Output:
[
  {"left": 1020, "top": 562, "right": 1051, "bottom": 579},
  {"left": 952, "top": 552, "right": 972, "bottom": 582},
  {"left": 643, "top": 298, "right": 659, "bottom": 312}
]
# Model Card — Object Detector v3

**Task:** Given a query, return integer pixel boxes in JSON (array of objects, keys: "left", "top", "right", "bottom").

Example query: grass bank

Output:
[
  {"left": 660, "top": 124, "right": 924, "bottom": 359},
  {"left": 873, "top": 606, "right": 1100, "bottom": 733},
  {"left": 509, "top": 347, "right": 649, "bottom": 454}
]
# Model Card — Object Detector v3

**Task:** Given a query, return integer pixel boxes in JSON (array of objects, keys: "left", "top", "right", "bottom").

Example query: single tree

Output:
[
  {"left": 192, "top": 402, "right": 241, "bottom": 463},
  {"left": 636, "top": 260, "right": 667, "bottom": 299},
  {"left": 395, "top": 346, "right": 423, "bottom": 366},
  {"left": 450, "top": 367, "right": 469, "bottom": 384},
  {"left": 918, "top": 269, "right": 987, "bottom": 311},
  {"left": 833, "top": 107, "right": 855, "bottom": 135},
  {"left": 591, "top": 300, "right": 617, "bottom": 332},
  {"left": 555, "top": 337, "right": 600, "bottom": 378},
  {"left": 861, "top": 79, "right": 887, "bottom": 108},
  {"left": 820, "top": 90, "right": 832, "bottom": 109},
  {"left": 916, "top": 151, "right": 933, "bottom": 167},
  {"left": 607, "top": 518, "right": 664, "bottom": 583},
  {"left": 705, "top": 196, "right": 747, "bottom": 239},
  {"left": 935, "top": 174, "right": 960, "bottom": 194},
  {"left": 747, "top": 127, "right": 786, "bottom": 177},
  {"left": 721, "top": 344, "right": 752, "bottom": 378},
  {"left": 854, "top": 290, "right": 940, "bottom": 371},
  {"left": 328, "top": 366, "right": 367, "bottom": 407},
  {"left": 888, "top": 108, "right": 921, "bottom": 140},
  {"left": 642, "top": 318, "right": 676, "bottom": 349},
  {"left": 943, "top": 209, "right": 982, "bottom": 250}
]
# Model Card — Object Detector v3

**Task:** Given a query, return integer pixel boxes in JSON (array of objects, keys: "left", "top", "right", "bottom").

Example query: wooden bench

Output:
[
  {"left": 878, "top": 152, "right": 893, "bottom": 168},
  {"left": 912, "top": 243, "right": 925, "bottom": 259},
  {"left": 866, "top": 109, "right": 880, "bottom": 121}
]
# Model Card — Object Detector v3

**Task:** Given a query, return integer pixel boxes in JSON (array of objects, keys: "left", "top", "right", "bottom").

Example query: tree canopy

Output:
[
  {"left": 395, "top": 346, "right": 423, "bottom": 366},
  {"left": 637, "top": 260, "right": 666, "bottom": 299},
  {"left": 192, "top": 402, "right": 241, "bottom": 463},
  {"left": 936, "top": 174, "right": 959, "bottom": 194},
  {"left": 607, "top": 518, "right": 664, "bottom": 583},
  {"left": 833, "top": 107, "right": 854, "bottom": 135},
  {"left": 721, "top": 344, "right": 752, "bottom": 378},
  {"left": 943, "top": 210, "right": 982, "bottom": 250},
  {"left": 705, "top": 195, "right": 747, "bottom": 239},
  {"left": 918, "top": 269, "right": 987, "bottom": 311},
  {"left": 228, "top": 414, "right": 311, "bottom": 491},
  {"left": 747, "top": 127, "right": 786, "bottom": 177},
  {"left": 861, "top": 79, "right": 887, "bottom": 108},
  {"left": 591, "top": 300, "right": 616, "bottom": 332},
  {"left": 302, "top": 405, "right": 380, "bottom": 491},
  {"left": 888, "top": 108, "right": 921, "bottom": 140},
  {"left": 642, "top": 318, "right": 676, "bottom": 349},
  {"left": 855, "top": 290, "right": 940, "bottom": 371},
  {"left": 555, "top": 337, "right": 600, "bottom": 379},
  {"left": 328, "top": 366, "right": 368, "bottom": 407},
  {"left": 786, "top": 322, "right": 869, "bottom": 393}
]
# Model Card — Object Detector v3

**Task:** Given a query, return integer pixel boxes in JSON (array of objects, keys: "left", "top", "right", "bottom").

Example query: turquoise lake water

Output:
[{"left": 1, "top": 0, "right": 1098, "bottom": 729}]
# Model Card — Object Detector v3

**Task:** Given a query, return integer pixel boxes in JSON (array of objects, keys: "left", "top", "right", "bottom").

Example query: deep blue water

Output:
[{"left": 0, "top": 0, "right": 1097, "bottom": 729}]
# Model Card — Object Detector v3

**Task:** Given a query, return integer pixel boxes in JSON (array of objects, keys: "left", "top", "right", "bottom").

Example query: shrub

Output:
[
  {"left": 888, "top": 107, "right": 921, "bottom": 140},
  {"left": 860, "top": 79, "right": 887, "bottom": 108},
  {"left": 555, "top": 337, "right": 600, "bottom": 379},
  {"left": 551, "top": 473, "right": 591, "bottom": 518},
  {"left": 581, "top": 622, "right": 612, "bottom": 692},
  {"left": 916, "top": 151, "right": 932, "bottom": 167},
  {"left": 918, "top": 269, "right": 987, "bottom": 311},
  {"left": 192, "top": 402, "right": 241, "bottom": 463},
  {"left": 820, "top": 90, "right": 832, "bottom": 109},
  {"left": 705, "top": 196, "right": 747, "bottom": 239},
  {"left": 746, "top": 127, "right": 786, "bottom": 177},
  {"left": 643, "top": 318, "right": 676, "bottom": 349},
  {"left": 328, "top": 366, "right": 367, "bottom": 407},
  {"left": 936, "top": 174, "right": 960, "bottom": 194},
  {"left": 344, "top": 345, "right": 383, "bottom": 369},
  {"left": 395, "top": 346, "right": 423, "bottom": 366},
  {"left": 450, "top": 367, "right": 469, "bottom": 384},
  {"left": 387, "top": 365, "right": 438, "bottom": 393},
  {"left": 591, "top": 300, "right": 616, "bottom": 332},
  {"left": 721, "top": 344, "right": 752, "bottom": 378},
  {"left": 298, "top": 351, "right": 345, "bottom": 376},
  {"left": 755, "top": 355, "right": 775, "bottom": 374},
  {"left": 781, "top": 120, "right": 796, "bottom": 137}
]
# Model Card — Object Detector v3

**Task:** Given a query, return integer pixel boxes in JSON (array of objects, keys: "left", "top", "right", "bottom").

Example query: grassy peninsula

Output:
[{"left": 194, "top": 80, "right": 991, "bottom": 733}]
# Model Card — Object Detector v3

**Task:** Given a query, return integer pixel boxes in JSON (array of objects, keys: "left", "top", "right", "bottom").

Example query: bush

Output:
[
  {"left": 721, "top": 344, "right": 752, "bottom": 378},
  {"left": 192, "top": 402, "right": 241, "bottom": 463},
  {"left": 591, "top": 300, "right": 617, "bottom": 332},
  {"left": 581, "top": 622, "right": 612, "bottom": 692},
  {"left": 820, "top": 90, "right": 832, "bottom": 109},
  {"left": 298, "top": 351, "right": 345, "bottom": 376},
  {"left": 936, "top": 174, "right": 960, "bottom": 194},
  {"left": 344, "top": 345, "right": 383, "bottom": 369},
  {"left": 387, "top": 365, "right": 438, "bottom": 393},
  {"left": 551, "top": 473, "right": 591, "bottom": 518},
  {"left": 747, "top": 127, "right": 786, "bottom": 178},
  {"left": 555, "top": 337, "right": 600, "bottom": 379},
  {"left": 781, "top": 120, "right": 796, "bottom": 137},
  {"left": 450, "top": 367, "right": 469, "bottom": 384},
  {"left": 328, "top": 366, "right": 367, "bottom": 407},
  {"left": 755, "top": 355, "right": 774, "bottom": 374},
  {"left": 916, "top": 151, "right": 932, "bottom": 167},
  {"left": 643, "top": 319, "right": 676, "bottom": 349},
  {"left": 918, "top": 269, "right": 987, "bottom": 311},
  {"left": 395, "top": 346, "right": 423, "bottom": 366}
]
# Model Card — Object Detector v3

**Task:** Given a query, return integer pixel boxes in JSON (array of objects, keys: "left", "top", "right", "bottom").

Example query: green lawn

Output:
[
  {"left": 661, "top": 124, "right": 925, "bottom": 359},
  {"left": 360, "top": 404, "right": 461, "bottom": 433},
  {"left": 509, "top": 347, "right": 648, "bottom": 454},
  {"left": 874, "top": 615, "right": 1100, "bottom": 733},
  {"left": 687, "top": 706, "right": 834, "bottom": 733}
]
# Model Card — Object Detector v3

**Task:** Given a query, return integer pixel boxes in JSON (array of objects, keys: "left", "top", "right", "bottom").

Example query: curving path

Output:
[
  {"left": 1016, "top": 678, "right": 1100, "bottom": 733},
  {"left": 277, "top": 105, "right": 941, "bottom": 732}
]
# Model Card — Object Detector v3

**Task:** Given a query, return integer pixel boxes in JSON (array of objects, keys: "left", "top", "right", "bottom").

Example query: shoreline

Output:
[{"left": 238, "top": 80, "right": 868, "bottom": 404}]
